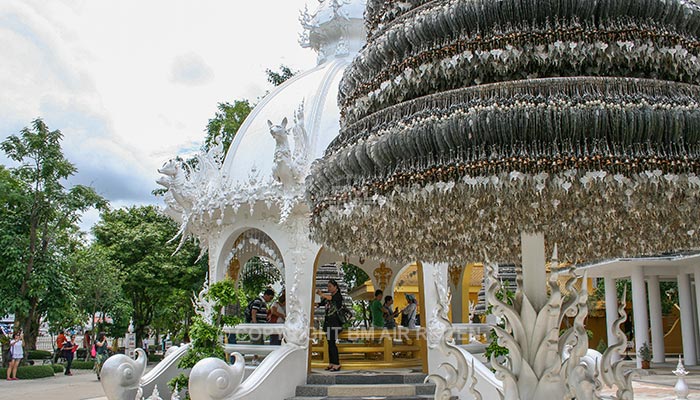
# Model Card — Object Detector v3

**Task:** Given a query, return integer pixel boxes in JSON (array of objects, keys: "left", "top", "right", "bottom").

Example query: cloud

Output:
[{"left": 170, "top": 52, "right": 214, "bottom": 86}]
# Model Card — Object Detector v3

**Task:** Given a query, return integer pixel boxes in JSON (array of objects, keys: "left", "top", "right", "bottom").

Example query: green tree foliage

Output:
[
  {"left": 239, "top": 256, "right": 282, "bottom": 298},
  {"left": 92, "top": 206, "right": 207, "bottom": 347},
  {"left": 265, "top": 65, "right": 297, "bottom": 87},
  {"left": 204, "top": 100, "right": 253, "bottom": 154},
  {"left": 341, "top": 262, "right": 369, "bottom": 291},
  {"left": 0, "top": 119, "right": 106, "bottom": 349},
  {"left": 70, "top": 245, "right": 131, "bottom": 343}
]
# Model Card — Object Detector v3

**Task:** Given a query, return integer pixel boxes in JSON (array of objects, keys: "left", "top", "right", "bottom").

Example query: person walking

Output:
[
  {"left": 62, "top": 334, "right": 76, "bottom": 376},
  {"left": 6, "top": 332, "right": 23, "bottom": 381},
  {"left": 370, "top": 289, "right": 384, "bottom": 328},
  {"left": 54, "top": 330, "right": 66, "bottom": 363},
  {"left": 316, "top": 279, "right": 343, "bottom": 372},
  {"left": 94, "top": 332, "right": 109, "bottom": 381},
  {"left": 269, "top": 289, "right": 286, "bottom": 345}
]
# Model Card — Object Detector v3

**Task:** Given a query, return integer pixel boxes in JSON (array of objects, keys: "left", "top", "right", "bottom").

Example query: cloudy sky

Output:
[{"left": 0, "top": 0, "right": 317, "bottom": 230}]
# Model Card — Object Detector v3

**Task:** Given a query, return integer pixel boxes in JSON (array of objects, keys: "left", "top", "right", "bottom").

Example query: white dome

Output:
[{"left": 221, "top": 0, "right": 366, "bottom": 189}]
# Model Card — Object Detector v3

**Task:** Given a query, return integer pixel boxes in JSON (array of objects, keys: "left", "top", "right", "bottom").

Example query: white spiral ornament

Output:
[
  {"left": 189, "top": 353, "right": 245, "bottom": 400},
  {"left": 100, "top": 348, "right": 147, "bottom": 400}
]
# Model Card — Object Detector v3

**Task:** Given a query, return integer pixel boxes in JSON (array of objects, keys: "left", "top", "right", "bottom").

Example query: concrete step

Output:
[
  {"left": 295, "top": 383, "right": 436, "bottom": 398},
  {"left": 307, "top": 372, "right": 428, "bottom": 385},
  {"left": 286, "top": 397, "right": 434, "bottom": 400}
]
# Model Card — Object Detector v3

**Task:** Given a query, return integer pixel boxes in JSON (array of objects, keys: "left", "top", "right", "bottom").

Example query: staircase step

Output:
[
  {"left": 307, "top": 373, "right": 427, "bottom": 385},
  {"left": 287, "top": 396, "right": 435, "bottom": 400},
  {"left": 295, "top": 383, "right": 435, "bottom": 398}
]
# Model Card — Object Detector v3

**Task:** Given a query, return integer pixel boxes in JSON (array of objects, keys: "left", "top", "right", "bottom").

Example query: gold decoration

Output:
[
  {"left": 448, "top": 265, "right": 464, "bottom": 288},
  {"left": 227, "top": 257, "right": 241, "bottom": 281},
  {"left": 373, "top": 263, "right": 393, "bottom": 291}
]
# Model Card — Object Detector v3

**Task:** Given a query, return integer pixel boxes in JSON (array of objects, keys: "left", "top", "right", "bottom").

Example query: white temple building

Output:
[{"left": 99, "top": 0, "right": 700, "bottom": 399}]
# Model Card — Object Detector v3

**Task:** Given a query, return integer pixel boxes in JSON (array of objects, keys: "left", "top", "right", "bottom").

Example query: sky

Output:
[{"left": 0, "top": 0, "right": 317, "bottom": 231}]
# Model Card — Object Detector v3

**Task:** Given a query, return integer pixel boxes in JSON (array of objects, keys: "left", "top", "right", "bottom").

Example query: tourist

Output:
[
  {"left": 316, "top": 279, "right": 343, "bottom": 371},
  {"left": 269, "top": 289, "right": 286, "bottom": 345},
  {"left": 6, "top": 332, "right": 23, "bottom": 381},
  {"left": 94, "top": 332, "right": 109, "bottom": 381},
  {"left": 245, "top": 288, "right": 274, "bottom": 364},
  {"left": 382, "top": 296, "right": 399, "bottom": 328},
  {"left": 82, "top": 331, "right": 92, "bottom": 360},
  {"left": 401, "top": 294, "right": 417, "bottom": 329},
  {"left": 55, "top": 330, "right": 66, "bottom": 363},
  {"left": 62, "top": 334, "right": 76, "bottom": 375},
  {"left": 370, "top": 289, "right": 384, "bottom": 328}
]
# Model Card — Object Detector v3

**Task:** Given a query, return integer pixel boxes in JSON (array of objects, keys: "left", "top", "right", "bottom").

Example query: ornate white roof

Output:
[{"left": 157, "top": 0, "right": 366, "bottom": 251}]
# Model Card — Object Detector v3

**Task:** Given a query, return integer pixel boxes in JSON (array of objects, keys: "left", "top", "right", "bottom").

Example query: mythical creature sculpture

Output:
[{"left": 268, "top": 102, "right": 310, "bottom": 186}]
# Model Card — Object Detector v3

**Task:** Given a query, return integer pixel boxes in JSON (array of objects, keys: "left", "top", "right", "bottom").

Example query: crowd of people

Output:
[{"left": 5, "top": 329, "right": 110, "bottom": 381}]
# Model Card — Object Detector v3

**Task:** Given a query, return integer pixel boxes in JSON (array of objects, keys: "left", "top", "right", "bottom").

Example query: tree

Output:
[
  {"left": 204, "top": 100, "right": 253, "bottom": 154},
  {"left": 71, "top": 245, "right": 131, "bottom": 349},
  {"left": 92, "top": 206, "right": 207, "bottom": 347},
  {"left": 265, "top": 65, "right": 297, "bottom": 86},
  {"left": 239, "top": 256, "right": 282, "bottom": 298},
  {"left": 0, "top": 119, "right": 106, "bottom": 349}
]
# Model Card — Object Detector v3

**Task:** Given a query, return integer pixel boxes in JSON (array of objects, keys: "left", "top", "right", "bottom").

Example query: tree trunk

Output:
[{"left": 21, "top": 297, "right": 40, "bottom": 350}]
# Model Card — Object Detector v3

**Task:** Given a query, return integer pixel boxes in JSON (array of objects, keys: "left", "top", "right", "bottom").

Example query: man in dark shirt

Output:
[{"left": 249, "top": 288, "right": 275, "bottom": 346}]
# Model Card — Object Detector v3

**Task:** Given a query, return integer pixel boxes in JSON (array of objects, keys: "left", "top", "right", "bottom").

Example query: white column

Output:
[
  {"left": 695, "top": 266, "right": 700, "bottom": 362},
  {"left": 422, "top": 262, "right": 450, "bottom": 374},
  {"left": 647, "top": 276, "right": 665, "bottom": 363},
  {"left": 521, "top": 232, "right": 547, "bottom": 311},
  {"left": 631, "top": 269, "right": 650, "bottom": 368},
  {"left": 604, "top": 276, "right": 621, "bottom": 362},
  {"left": 678, "top": 273, "right": 697, "bottom": 366}
]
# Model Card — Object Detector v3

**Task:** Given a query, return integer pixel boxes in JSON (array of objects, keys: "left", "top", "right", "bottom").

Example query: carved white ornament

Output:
[
  {"left": 484, "top": 247, "right": 635, "bottom": 400},
  {"left": 158, "top": 102, "right": 311, "bottom": 256},
  {"left": 192, "top": 273, "right": 217, "bottom": 324}
]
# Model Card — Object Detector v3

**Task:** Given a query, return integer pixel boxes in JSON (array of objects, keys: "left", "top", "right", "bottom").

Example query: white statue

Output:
[{"left": 268, "top": 101, "right": 310, "bottom": 186}]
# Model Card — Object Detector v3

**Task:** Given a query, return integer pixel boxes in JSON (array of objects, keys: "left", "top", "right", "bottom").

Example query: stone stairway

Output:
[{"left": 287, "top": 371, "right": 436, "bottom": 400}]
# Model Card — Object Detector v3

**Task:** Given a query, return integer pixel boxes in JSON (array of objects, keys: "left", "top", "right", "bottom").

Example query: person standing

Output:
[
  {"left": 62, "top": 335, "right": 76, "bottom": 376},
  {"left": 6, "top": 332, "right": 23, "bottom": 381},
  {"left": 55, "top": 330, "right": 66, "bottom": 363},
  {"left": 317, "top": 279, "right": 343, "bottom": 372},
  {"left": 94, "top": 332, "right": 109, "bottom": 381},
  {"left": 370, "top": 289, "right": 384, "bottom": 328},
  {"left": 401, "top": 294, "right": 418, "bottom": 329},
  {"left": 269, "top": 289, "right": 286, "bottom": 345},
  {"left": 247, "top": 288, "right": 275, "bottom": 343},
  {"left": 382, "top": 296, "right": 399, "bottom": 328}
]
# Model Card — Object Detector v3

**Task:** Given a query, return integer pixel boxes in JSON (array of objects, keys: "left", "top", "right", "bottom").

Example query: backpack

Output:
[
  {"left": 337, "top": 304, "right": 353, "bottom": 326},
  {"left": 91, "top": 344, "right": 96, "bottom": 358}
]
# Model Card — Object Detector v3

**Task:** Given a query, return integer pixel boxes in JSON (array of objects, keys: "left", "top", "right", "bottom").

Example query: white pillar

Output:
[
  {"left": 678, "top": 273, "right": 697, "bottom": 366},
  {"left": 604, "top": 276, "right": 621, "bottom": 362},
  {"left": 422, "top": 262, "right": 451, "bottom": 374},
  {"left": 647, "top": 276, "right": 665, "bottom": 363},
  {"left": 696, "top": 266, "right": 700, "bottom": 347},
  {"left": 631, "top": 269, "right": 650, "bottom": 368},
  {"left": 451, "top": 281, "right": 464, "bottom": 324},
  {"left": 521, "top": 232, "right": 547, "bottom": 311}
]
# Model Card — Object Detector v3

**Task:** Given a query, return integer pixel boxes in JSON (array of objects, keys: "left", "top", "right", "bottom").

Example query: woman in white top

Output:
[
  {"left": 401, "top": 294, "right": 418, "bottom": 329},
  {"left": 7, "top": 332, "right": 23, "bottom": 380},
  {"left": 269, "top": 290, "right": 286, "bottom": 345}
]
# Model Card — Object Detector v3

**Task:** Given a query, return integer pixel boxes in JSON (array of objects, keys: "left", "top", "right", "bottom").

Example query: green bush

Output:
[
  {"left": 70, "top": 360, "right": 95, "bottom": 370},
  {"left": 27, "top": 350, "right": 52, "bottom": 359},
  {"left": 76, "top": 349, "right": 88, "bottom": 359},
  {"left": 0, "top": 365, "right": 54, "bottom": 379},
  {"left": 148, "top": 354, "right": 163, "bottom": 363},
  {"left": 51, "top": 364, "right": 65, "bottom": 373}
]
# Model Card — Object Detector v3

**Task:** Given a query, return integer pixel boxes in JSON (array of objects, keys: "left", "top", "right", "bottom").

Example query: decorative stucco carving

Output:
[
  {"left": 100, "top": 348, "right": 147, "bottom": 400},
  {"left": 373, "top": 262, "right": 392, "bottom": 291},
  {"left": 158, "top": 101, "right": 312, "bottom": 255},
  {"left": 188, "top": 353, "right": 246, "bottom": 400}
]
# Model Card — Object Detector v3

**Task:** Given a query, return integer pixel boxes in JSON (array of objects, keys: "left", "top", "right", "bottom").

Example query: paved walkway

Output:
[{"left": 0, "top": 369, "right": 105, "bottom": 400}]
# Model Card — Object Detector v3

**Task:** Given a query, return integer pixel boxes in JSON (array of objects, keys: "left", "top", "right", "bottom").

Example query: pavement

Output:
[
  {"left": 0, "top": 363, "right": 699, "bottom": 399},
  {"left": 0, "top": 369, "right": 105, "bottom": 400}
]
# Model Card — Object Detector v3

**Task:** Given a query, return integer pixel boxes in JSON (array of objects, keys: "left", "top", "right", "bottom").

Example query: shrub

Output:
[
  {"left": 76, "top": 349, "right": 88, "bottom": 359},
  {"left": 70, "top": 360, "right": 95, "bottom": 370},
  {"left": 0, "top": 365, "right": 54, "bottom": 379},
  {"left": 51, "top": 364, "right": 65, "bottom": 373},
  {"left": 27, "top": 350, "right": 52, "bottom": 360},
  {"left": 148, "top": 354, "right": 163, "bottom": 363}
]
